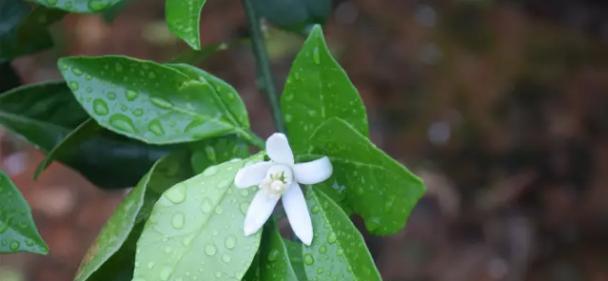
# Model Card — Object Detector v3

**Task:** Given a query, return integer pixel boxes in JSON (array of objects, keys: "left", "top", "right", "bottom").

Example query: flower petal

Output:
[
  {"left": 294, "top": 156, "right": 333, "bottom": 185},
  {"left": 234, "top": 161, "right": 272, "bottom": 188},
  {"left": 282, "top": 182, "right": 313, "bottom": 245},
  {"left": 244, "top": 190, "right": 280, "bottom": 236},
  {"left": 266, "top": 133, "right": 294, "bottom": 165}
]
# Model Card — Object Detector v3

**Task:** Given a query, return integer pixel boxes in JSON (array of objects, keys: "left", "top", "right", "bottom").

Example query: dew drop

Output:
[
  {"left": 164, "top": 185, "right": 186, "bottom": 204},
  {"left": 203, "top": 166, "right": 218, "bottom": 176},
  {"left": 93, "top": 99, "right": 109, "bottom": 116},
  {"left": 182, "top": 235, "right": 194, "bottom": 246},
  {"left": 304, "top": 254, "right": 315, "bottom": 265},
  {"left": 239, "top": 203, "right": 248, "bottom": 214},
  {"left": 200, "top": 199, "right": 212, "bottom": 213},
  {"left": 107, "top": 91, "right": 117, "bottom": 100},
  {"left": 204, "top": 244, "right": 217, "bottom": 256},
  {"left": 319, "top": 245, "right": 327, "bottom": 253},
  {"left": 109, "top": 114, "right": 136, "bottom": 133},
  {"left": 159, "top": 266, "right": 171, "bottom": 281},
  {"left": 126, "top": 89, "right": 139, "bottom": 101},
  {"left": 88, "top": 0, "right": 107, "bottom": 11},
  {"left": 327, "top": 233, "right": 336, "bottom": 245},
  {"left": 151, "top": 97, "right": 173, "bottom": 109},
  {"left": 267, "top": 249, "right": 279, "bottom": 262},
  {"left": 148, "top": 119, "right": 165, "bottom": 136},
  {"left": 171, "top": 213, "right": 185, "bottom": 229},
  {"left": 69, "top": 81, "right": 79, "bottom": 91},
  {"left": 313, "top": 46, "right": 321, "bottom": 64},
  {"left": 9, "top": 240, "right": 20, "bottom": 251},
  {"left": 133, "top": 109, "right": 144, "bottom": 116},
  {"left": 184, "top": 118, "right": 204, "bottom": 134},
  {"left": 222, "top": 254, "right": 231, "bottom": 263},
  {"left": 72, "top": 67, "right": 83, "bottom": 76},
  {"left": 224, "top": 236, "right": 236, "bottom": 249}
]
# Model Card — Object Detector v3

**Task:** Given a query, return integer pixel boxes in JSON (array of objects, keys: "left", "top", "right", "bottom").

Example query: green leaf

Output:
[
  {"left": 0, "top": 170, "right": 48, "bottom": 254},
  {"left": 34, "top": 119, "right": 173, "bottom": 188},
  {"left": 252, "top": 0, "right": 330, "bottom": 33},
  {"left": 133, "top": 154, "right": 263, "bottom": 281},
  {"left": 301, "top": 188, "right": 382, "bottom": 281},
  {"left": 167, "top": 63, "right": 250, "bottom": 129},
  {"left": 189, "top": 136, "right": 249, "bottom": 174},
  {"left": 0, "top": 81, "right": 176, "bottom": 188},
  {"left": 281, "top": 25, "right": 368, "bottom": 153},
  {"left": 0, "top": 81, "right": 87, "bottom": 151},
  {"left": 284, "top": 239, "right": 308, "bottom": 281},
  {"left": 165, "top": 0, "right": 207, "bottom": 50},
  {"left": 34, "top": 0, "right": 121, "bottom": 13},
  {"left": 247, "top": 222, "right": 300, "bottom": 281},
  {"left": 58, "top": 56, "right": 251, "bottom": 144},
  {"left": 307, "top": 118, "right": 425, "bottom": 235},
  {"left": 75, "top": 153, "right": 192, "bottom": 281},
  {"left": 0, "top": 3, "right": 63, "bottom": 62}
]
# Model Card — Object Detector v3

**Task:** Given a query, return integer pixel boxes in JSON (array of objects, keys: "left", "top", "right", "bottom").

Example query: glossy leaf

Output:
[
  {"left": 281, "top": 25, "right": 368, "bottom": 153},
  {"left": 34, "top": 0, "right": 121, "bottom": 13},
  {"left": 58, "top": 56, "right": 251, "bottom": 144},
  {"left": 0, "top": 170, "right": 48, "bottom": 254},
  {"left": 74, "top": 153, "right": 191, "bottom": 281},
  {"left": 246, "top": 222, "right": 300, "bottom": 281},
  {"left": 165, "top": 0, "right": 207, "bottom": 50},
  {"left": 34, "top": 119, "right": 173, "bottom": 188},
  {"left": 307, "top": 118, "right": 425, "bottom": 235},
  {"left": 167, "top": 63, "right": 250, "bottom": 129},
  {"left": 133, "top": 155, "right": 263, "bottom": 281},
  {"left": 0, "top": 81, "right": 87, "bottom": 151},
  {"left": 301, "top": 188, "right": 381, "bottom": 281},
  {"left": 0, "top": 82, "right": 174, "bottom": 188},
  {"left": 252, "top": 0, "right": 330, "bottom": 33},
  {"left": 189, "top": 136, "right": 249, "bottom": 174},
  {"left": 0, "top": 3, "right": 63, "bottom": 62}
]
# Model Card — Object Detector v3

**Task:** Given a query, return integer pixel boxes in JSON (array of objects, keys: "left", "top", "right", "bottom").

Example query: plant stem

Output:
[
  {"left": 241, "top": 0, "right": 286, "bottom": 133},
  {"left": 239, "top": 129, "right": 265, "bottom": 149}
]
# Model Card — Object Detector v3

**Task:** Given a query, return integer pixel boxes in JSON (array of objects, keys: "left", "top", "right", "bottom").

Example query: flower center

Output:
[{"left": 259, "top": 164, "right": 293, "bottom": 196}]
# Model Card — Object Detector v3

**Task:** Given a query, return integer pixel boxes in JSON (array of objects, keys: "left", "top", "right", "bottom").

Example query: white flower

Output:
[{"left": 234, "top": 133, "right": 333, "bottom": 245}]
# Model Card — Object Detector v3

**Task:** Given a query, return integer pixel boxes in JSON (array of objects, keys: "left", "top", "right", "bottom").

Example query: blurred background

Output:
[{"left": 1, "top": 0, "right": 608, "bottom": 280}]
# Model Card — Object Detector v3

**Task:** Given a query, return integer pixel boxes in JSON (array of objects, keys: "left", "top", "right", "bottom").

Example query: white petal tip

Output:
[
  {"left": 243, "top": 225, "right": 257, "bottom": 236},
  {"left": 301, "top": 236, "right": 313, "bottom": 246}
]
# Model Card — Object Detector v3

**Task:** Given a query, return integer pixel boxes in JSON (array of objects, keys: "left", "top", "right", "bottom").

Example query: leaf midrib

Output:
[{"left": 309, "top": 190, "right": 361, "bottom": 281}]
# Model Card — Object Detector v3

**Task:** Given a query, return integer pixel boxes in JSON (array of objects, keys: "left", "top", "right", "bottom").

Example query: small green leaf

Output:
[
  {"left": 281, "top": 25, "right": 368, "bottom": 153},
  {"left": 307, "top": 118, "right": 425, "bottom": 235},
  {"left": 189, "top": 136, "right": 249, "bottom": 174},
  {"left": 167, "top": 63, "right": 250, "bottom": 129},
  {"left": 0, "top": 3, "right": 63, "bottom": 62},
  {"left": 301, "top": 188, "right": 382, "bottom": 281},
  {"left": 58, "top": 56, "right": 251, "bottom": 144},
  {"left": 74, "top": 153, "right": 191, "bottom": 281},
  {"left": 34, "top": 119, "right": 173, "bottom": 188},
  {"left": 0, "top": 81, "right": 87, "bottom": 151},
  {"left": 0, "top": 170, "right": 48, "bottom": 254},
  {"left": 252, "top": 0, "right": 330, "bottom": 33},
  {"left": 34, "top": 0, "right": 121, "bottom": 13},
  {"left": 133, "top": 154, "right": 263, "bottom": 281},
  {"left": 250, "top": 222, "right": 300, "bottom": 281},
  {"left": 165, "top": 0, "right": 207, "bottom": 49}
]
